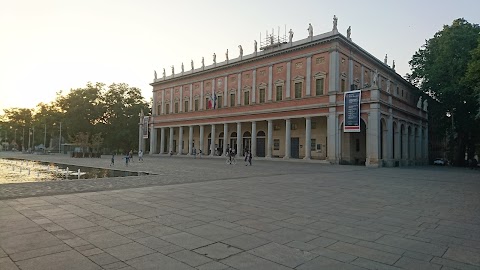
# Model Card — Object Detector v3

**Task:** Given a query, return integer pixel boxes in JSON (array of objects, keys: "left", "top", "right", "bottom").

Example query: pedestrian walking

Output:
[
  {"left": 110, "top": 154, "right": 115, "bottom": 166},
  {"left": 138, "top": 150, "right": 143, "bottom": 162},
  {"left": 248, "top": 151, "right": 252, "bottom": 166},
  {"left": 192, "top": 147, "right": 197, "bottom": 159},
  {"left": 129, "top": 150, "right": 134, "bottom": 163},
  {"left": 124, "top": 154, "right": 130, "bottom": 166}
]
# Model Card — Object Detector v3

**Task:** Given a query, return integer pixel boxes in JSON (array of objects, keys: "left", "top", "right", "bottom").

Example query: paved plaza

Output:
[{"left": 0, "top": 152, "right": 479, "bottom": 270}]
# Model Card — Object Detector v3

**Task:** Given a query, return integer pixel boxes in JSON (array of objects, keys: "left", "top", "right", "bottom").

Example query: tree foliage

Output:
[
  {"left": 1, "top": 82, "right": 149, "bottom": 154},
  {"left": 407, "top": 18, "right": 480, "bottom": 165}
]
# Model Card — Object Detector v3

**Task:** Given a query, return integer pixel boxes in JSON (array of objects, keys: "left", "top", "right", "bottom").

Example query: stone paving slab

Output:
[{"left": 1, "top": 152, "right": 480, "bottom": 269}]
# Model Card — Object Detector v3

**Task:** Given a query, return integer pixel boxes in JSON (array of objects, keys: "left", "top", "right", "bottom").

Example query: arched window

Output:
[
  {"left": 219, "top": 132, "right": 224, "bottom": 137},
  {"left": 243, "top": 131, "right": 251, "bottom": 137},
  {"left": 230, "top": 132, "right": 237, "bottom": 137},
  {"left": 207, "top": 133, "right": 211, "bottom": 138},
  {"left": 257, "top": 131, "right": 266, "bottom": 137}
]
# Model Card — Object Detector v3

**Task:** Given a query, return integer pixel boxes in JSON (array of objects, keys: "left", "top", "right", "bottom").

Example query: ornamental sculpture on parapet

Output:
[
  {"left": 254, "top": 40, "right": 257, "bottom": 54},
  {"left": 347, "top": 26, "right": 351, "bottom": 40},
  {"left": 154, "top": 70, "right": 157, "bottom": 80},
  {"left": 225, "top": 49, "right": 229, "bottom": 62},
  {"left": 171, "top": 65, "right": 174, "bottom": 76},
  {"left": 191, "top": 60, "right": 194, "bottom": 70},
  {"left": 238, "top": 45, "right": 243, "bottom": 58},
  {"left": 213, "top": 53, "right": 216, "bottom": 65},
  {"left": 289, "top": 29, "right": 294, "bottom": 43},
  {"left": 201, "top": 57, "right": 205, "bottom": 69},
  {"left": 307, "top": 23, "right": 313, "bottom": 38},
  {"left": 333, "top": 15, "right": 338, "bottom": 31},
  {"left": 163, "top": 68, "right": 166, "bottom": 79}
]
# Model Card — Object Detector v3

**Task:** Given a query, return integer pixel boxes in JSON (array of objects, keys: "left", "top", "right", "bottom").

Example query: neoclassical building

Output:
[{"left": 143, "top": 21, "right": 428, "bottom": 167}]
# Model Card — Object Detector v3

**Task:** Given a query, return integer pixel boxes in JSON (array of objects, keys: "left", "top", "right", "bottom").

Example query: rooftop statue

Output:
[
  {"left": 238, "top": 45, "right": 243, "bottom": 58},
  {"left": 225, "top": 49, "right": 229, "bottom": 61},
  {"left": 347, "top": 26, "right": 351, "bottom": 39},
  {"left": 384, "top": 54, "right": 388, "bottom": 65},
  {"left": 307, "top": 23, "right": 313, "bottom": 37},
  {"left": 423, "top": 99, "right": 428, "bottom": 112},
  {"left": 254, "top": 40, "right": 257, "bottom": 53},
  {"left": 154, "top": 70, "right": 157, "bottom": 80},
  {"left": 213, "top": 53, "right": 216, "bottom": 64},
  {"left": 181, "top": 62, "right": 184, "bottom": 73},
  {"left": 162, "top": 68, "right": 166, "bottom": 78},
  {"left": 333, "top": 15, "right": 338, "bottom": 31},
  {"left": 289, "top": 29, "right": 294, "bottom": 43},
  {"left": 417, "top": 96, "right": 422, "bottom": 109}
]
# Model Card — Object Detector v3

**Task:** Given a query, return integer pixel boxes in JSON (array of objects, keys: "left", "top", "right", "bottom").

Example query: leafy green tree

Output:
[
  {"left": 407, "top": 18, "right": 480, "bottom": 165},
  {"left": 101, "top": 83, "right": 149, "bottom": 152},
  {"left": 55, "top": 82, "right": 106, "bottom": 139},
  {"left": 1, "top": 108, "right": 33, "bottom": 150}
]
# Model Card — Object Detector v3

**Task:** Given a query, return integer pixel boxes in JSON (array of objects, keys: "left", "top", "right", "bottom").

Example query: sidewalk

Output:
[{"left": 0, "top": 152, "right": 479, "bottom": 269}]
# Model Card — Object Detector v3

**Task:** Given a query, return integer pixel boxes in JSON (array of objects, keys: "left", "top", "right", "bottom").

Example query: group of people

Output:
[{"left": 110, "top": 150, "right": 144, "bottom": 166}]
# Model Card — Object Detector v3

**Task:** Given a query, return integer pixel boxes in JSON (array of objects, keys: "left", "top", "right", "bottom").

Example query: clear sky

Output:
[{"left": 1, "top": 0, "right": 479, "bottom": 111}]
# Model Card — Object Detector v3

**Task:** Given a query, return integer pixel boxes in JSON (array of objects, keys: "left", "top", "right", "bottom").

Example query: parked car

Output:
[{"left": 433, "top": 158, "right": 446, "bottom": 166}]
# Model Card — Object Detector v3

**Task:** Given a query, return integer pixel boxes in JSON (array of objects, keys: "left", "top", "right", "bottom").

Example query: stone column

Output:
[
  {"left": 304, "top": 117, "right": 311, "bottom": 160},
  {"left": 169, "top": 127, "right": 174, "bottom": 153},
  {"left": 348, "top": 58, "right": 354, "bottom": 88},
  {"left": 161, "top": 90, "right": 165, "bottom": 114},
  {"left": 210, "top": 124, "right": 216, "bottom": 156},
  {"left": 366, "top": 103, "right": 381, "bottom": 167},
  {"left": 252, "top": 70, "right": 256, "bottom": 103},
  {"left": 189, "top": 84, "right": 193, "bottom": 111},
  {"left": 170, "top": 90, "right": 174, "bottom": 113},
  {"left": 237, "top": 122, "right": 242, "bottom": 156},
  {"left": 387, "top": 112, "right": 394, "bottom": 162},
  {"left": 329, "top": 48, "right": 339, "bottom": 93},
  {"left": 268, "top": 65, "right": 273, "bottom": 101},
  {"left": 327, "top": 108, "right": 338, "bottom": 163},
  {"left": 394, "top": 125, "right": 401, "bottom": 161},
  {"left": 284, "top": 119, "right": 291, "bottom": 159},
  {"left": 177, "top": 126, "right": 183, "bottom": 155},
  {"left": 138, "top": 118, "right": 143, "bottom": 153},
  {"left": 286, "top": 62, "right": 291, "bottom": 99},
  {"left": 179, "top": 86, "right": 183, "bottom": 112},
  {"left": 223, "top": 123, "right": 228, "bottom": 156},
  {"left": 251, "top": 121, "right": 257, "bottom": 157},
  {"left": 267, "top": 120, "right": 273, "bottom": 158},
  {"left": 360, "top": 66, "right": 365, "bottom": 88},
  {"left": 149, "top": 126, "right": 157, "bottom": 154},
  {"left": 188, "top": 126, "right": 193, "bottom": 155},
  {"left": 199, "top": 125, "right": 204, "bottom": 155},
  {"left": 224, "top": 76, "right": 228, "bottom": 107},
  {"left": 200, "top": 82, "right": 204, "bottom": 110},
  {"left": 237, "top": 74, "right": 241, "bottom": 105},
  {"left": 306, "top": 56, "right": 312, "bottom": 96},
  {"left": 160, "top": 127, "right": 165, "bottom": 154},
  {"left": 402, "top": 125, "right": 408, "bottom": 161},
  {"left": 424, "top": 124, "right": 429, "bottom": 162}
]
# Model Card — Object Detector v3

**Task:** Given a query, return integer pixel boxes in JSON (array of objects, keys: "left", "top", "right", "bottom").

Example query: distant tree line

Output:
[{"left": 0, "top": 82, "right": 150, "bottom": 154}]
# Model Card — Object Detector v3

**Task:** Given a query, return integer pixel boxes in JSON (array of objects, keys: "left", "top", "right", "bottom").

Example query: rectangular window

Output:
[
  {"left": 206, "top": 98, "right": 209, "bottom": 109},
  {"left": 165, "top": 104, "right": 170, "bottom": 114},
  {"left": 294, "top": 82, "right": 302, "bottom": 99},
  {"left": 274, "top": 139, "right": 280, "bottom": 150},
  {"left": 315, "top": 78, "right": 324, "bottom": 95},
  {"left": 194, "top": 99, "right": 199, "bottom": 111},
  {"left": 157, "top": 105, "right": 161, "bottom": 115},
  {"left": 341, "top": 79, "right": 346, "bottom": 92},
  {"left": 184, "top": 101, "right": 188, "bottom": 112},
  {"left": 174, "top": 102, "right": 179, "bottom": 113},
  {"left": 217, "top": 96, "right": 222, "bottom": 108},
  {"left": 276, "top": 85, "right": 283, "bottom": 101},
  {"left": 311, "top": 139, "right": 316, "bottom": 150},
  {"left": 244, "top": 92, "right": 250, "bottom": 105},
  {"left": 230, "top": 93, "right": 235, "bottom": 107},
  {"left": 259, "top": 88, "right": 266, "bottom": 103}
]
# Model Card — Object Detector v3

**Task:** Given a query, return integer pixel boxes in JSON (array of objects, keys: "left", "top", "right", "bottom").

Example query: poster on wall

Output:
[
  {"left": 344, "top": 90, "right": 361, "bottom": 132},
  {"left": 142, "top": 116, "right": 149, "bottom": 139}
]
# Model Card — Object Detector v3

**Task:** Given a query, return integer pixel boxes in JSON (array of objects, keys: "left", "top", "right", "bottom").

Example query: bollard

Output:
[
  {"left": 37, "top": 171, "right": 40, "bottom": 177},
  {"left": 28, "top": 168, "right": 30, "bottom": 175},
  {"left": 78, "top": 169, "right": 81, "bottom": 179},
  {"left": 66, "top": 167, "right": 69, "bottom": 179}
]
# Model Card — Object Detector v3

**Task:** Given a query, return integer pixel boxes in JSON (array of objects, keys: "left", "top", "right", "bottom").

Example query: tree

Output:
[
  {"left": 101, "top": 83, "right": 149, "bottom": 152},
  {"left": 407, "top": 18, "right": 480, "bottom": 165}
]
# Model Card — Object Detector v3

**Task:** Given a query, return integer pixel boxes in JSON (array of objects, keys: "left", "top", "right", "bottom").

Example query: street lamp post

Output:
[
  {"left": 44, "top": 124, "right": 47, "bottom": 153},
  {"left": 28, "top": 128, "right": 31, "bottom": 152},
  {"left": 22, "top": 128, "right": 25, "bottom": 152},
  {"left": 59, "top": 122, "right": 62, "bottom": 154}
]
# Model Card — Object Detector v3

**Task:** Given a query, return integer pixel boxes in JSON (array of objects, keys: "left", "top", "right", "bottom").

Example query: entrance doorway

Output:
[
  {"left": 291, "top": 137, "right": 300, "bottom": 158},
  {"left": 256, "top": 131, "right": 266, "bottom": 157}
]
